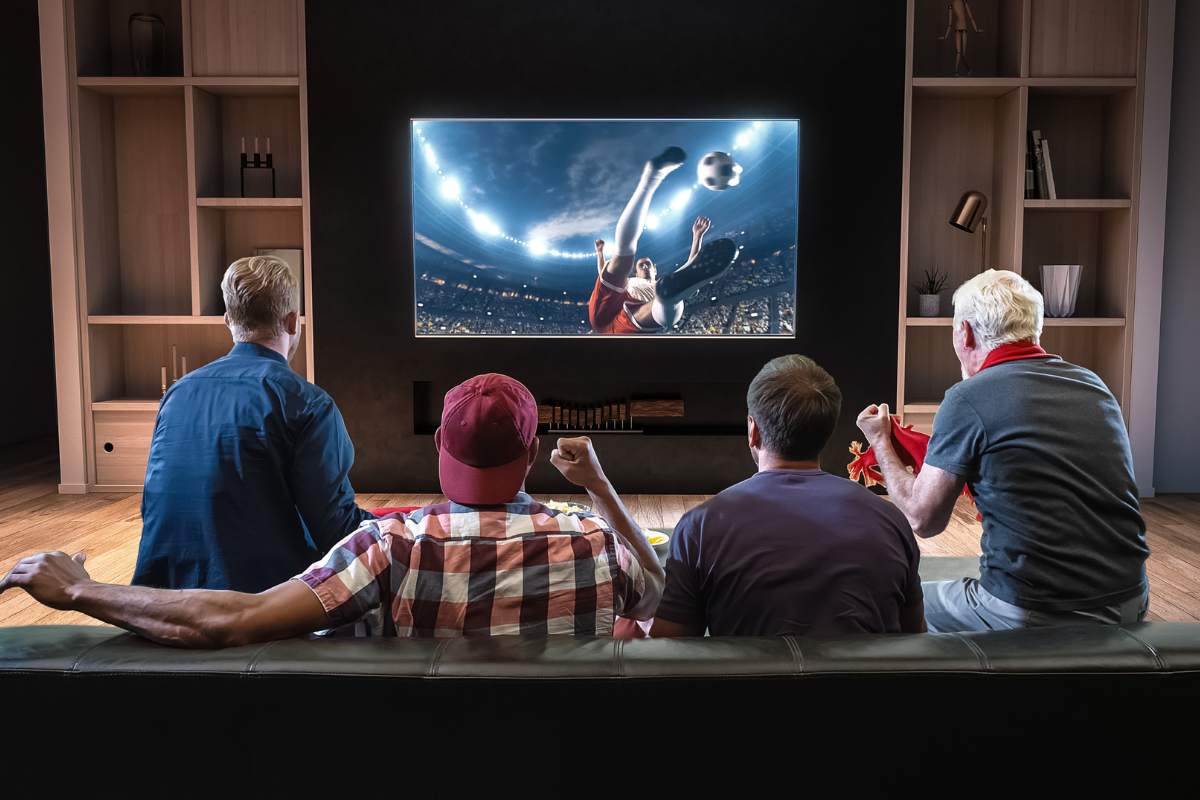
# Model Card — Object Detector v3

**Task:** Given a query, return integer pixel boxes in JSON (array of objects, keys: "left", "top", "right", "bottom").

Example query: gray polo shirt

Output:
[{"left": 924, "top": 357, "right": 1148, "bottom": 611}]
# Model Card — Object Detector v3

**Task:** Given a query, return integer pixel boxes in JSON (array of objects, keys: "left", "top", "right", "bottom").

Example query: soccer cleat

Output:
[
  {"left": 655, "top": 238, "right": 738, "bottom": 301},
  {"left": 649, "top": 146, "right": 687, "bottom": 171}
]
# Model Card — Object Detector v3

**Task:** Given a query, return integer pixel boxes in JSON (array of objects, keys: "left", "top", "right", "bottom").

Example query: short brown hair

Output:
[
  {"left": 221, "top": 255, "right": 299, "bottom": 342},
  {"left": 747, "top": 355, "right": 842, "bottom": 461}
]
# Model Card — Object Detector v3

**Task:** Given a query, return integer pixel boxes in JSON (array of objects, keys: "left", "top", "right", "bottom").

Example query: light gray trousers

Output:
[{"left": 922, "top": 578, "right": 1148, "bottom": 633}]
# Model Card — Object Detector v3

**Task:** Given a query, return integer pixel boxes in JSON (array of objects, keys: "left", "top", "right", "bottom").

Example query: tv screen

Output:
[{"left": 412, "top": 119, "right": 799, "bottom": 337}]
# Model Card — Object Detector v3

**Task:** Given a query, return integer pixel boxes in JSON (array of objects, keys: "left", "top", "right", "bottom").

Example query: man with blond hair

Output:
[
  {"left": 857, "top": 269, "right": 1149, "bottom": 632},
  {"left": 133, "top": 256, "right": 372, "bottom": 593}
]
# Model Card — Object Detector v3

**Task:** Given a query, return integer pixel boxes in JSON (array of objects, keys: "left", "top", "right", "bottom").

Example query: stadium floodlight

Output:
[
  {"left": 645, "top": 215, "right": 660, "bottom": 230},
  {"left": 424, "top": 143, "right": 436, "bottom": 165},
  {"left": 753, "top": 121, "right": 763, "bottom": 129},
  {"left": 441, "top": 177, "right": 460, "bottom": 199},
  {"left": 468, "top": 210, "right": 500, "bottom": 236},
  {"left": 671, "top": 189, "right": 691, "bottom": 210},
  {"left": 737, "top": 131, "right": 753, "bottom": 147}
]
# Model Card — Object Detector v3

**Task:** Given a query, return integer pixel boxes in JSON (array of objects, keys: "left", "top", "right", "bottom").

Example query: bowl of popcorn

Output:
[
  {"left": 543, "top": 500, "right": 590, "bottom": 515},
  {"left": 646, "top": 530, "right": 671, "bottom": 558}
]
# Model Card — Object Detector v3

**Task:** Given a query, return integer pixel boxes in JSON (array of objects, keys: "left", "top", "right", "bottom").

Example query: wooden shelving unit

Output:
[
  {"left": 898, "top": 0, "right": 1147, "bottom": 434},
  {"left": 55, "top": 0, "right": 312, "bottom": 490}
]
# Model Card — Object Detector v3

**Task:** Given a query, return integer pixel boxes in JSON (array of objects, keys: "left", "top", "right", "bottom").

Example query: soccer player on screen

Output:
[{"left": 588, "top": 148, "right": 738, "bottom": 335}]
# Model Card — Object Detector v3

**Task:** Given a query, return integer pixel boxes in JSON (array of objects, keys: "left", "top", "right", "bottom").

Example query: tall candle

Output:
[{"left": 161, "top": 366, "right": 167, "bottom": 396}]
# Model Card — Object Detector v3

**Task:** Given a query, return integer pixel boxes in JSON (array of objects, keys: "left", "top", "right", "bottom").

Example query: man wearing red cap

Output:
[{"left": 0, "top": 375, "right": 664, "bottom": 644}]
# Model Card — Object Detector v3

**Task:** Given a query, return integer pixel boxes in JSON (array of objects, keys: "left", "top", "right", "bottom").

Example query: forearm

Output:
[
  {"left": 870, "top": 437, "right": 921, "bottom": 524},
  {"left": 586, "top": 480, "right": 665, "bottom": 600},
  {"left": 70, "top": 582, "right": 253, "bottom": 648},
  {"left": 689, "top": 234, "right": 703, "bottom": 261}
]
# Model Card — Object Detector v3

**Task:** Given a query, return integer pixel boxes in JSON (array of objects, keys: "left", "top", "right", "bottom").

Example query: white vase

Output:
[
  {"left": 1041, "top": 264, "right": 1082, "bottom": 317},
  {"left": 919, "top": 294, "right": 940, "bottom": 317}
]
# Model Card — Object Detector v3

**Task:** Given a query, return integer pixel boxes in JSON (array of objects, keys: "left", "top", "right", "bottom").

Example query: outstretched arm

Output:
[
  {"left": 940, "top": 5, "right": 952, "bottom": 38},
  {"left": 965, "top": 1, "right": 981, "bottom": 32},
  {"left": 689, "top": 216, "right": 710, "bottom": 262},
  {"left": 550, "top": 437, "right": 665, "bottom": 619},
  {"left": 856, "top": 404, "right": 966, "bottom": 538},
  {"left": 0, "top": 551, "right": 328, "bottom": 648}
]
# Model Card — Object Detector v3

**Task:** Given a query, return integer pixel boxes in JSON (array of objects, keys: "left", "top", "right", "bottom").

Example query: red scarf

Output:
[
  {"left": 846, "top": 340, "right": 1054, "bottom": 516},
  {"left": 977, "top": 340, "right": 1056, "bottom": 372}
]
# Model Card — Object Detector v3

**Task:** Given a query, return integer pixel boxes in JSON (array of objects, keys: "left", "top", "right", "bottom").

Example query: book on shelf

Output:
[
  {"left": 1041, "top": 139, "right": 1058, "bottom": 200},
  {"left": 1025, "top": 130, "right": 1037, "bottom": 199},
  {"left": 1029, "top": 129, "right": 1051, "bottom": 201}
]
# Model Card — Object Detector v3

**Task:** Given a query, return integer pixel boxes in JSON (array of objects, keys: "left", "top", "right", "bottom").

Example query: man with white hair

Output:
[
  {"left": 856, "top": 269, "right": 1149, "bottom": 632},
  {"left": 133, "top": 255, "right": 372, "bottom": 594}
]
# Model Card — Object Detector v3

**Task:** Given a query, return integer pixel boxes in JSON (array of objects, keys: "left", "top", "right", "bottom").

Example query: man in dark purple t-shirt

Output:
[{"left": 650, "top": 356, "right": 926, "bottom": 637}]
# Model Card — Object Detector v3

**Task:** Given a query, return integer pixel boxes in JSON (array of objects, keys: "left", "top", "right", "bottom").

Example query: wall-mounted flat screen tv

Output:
[{"left": 412, "top": 119, "right": 799, "bottom": 337}]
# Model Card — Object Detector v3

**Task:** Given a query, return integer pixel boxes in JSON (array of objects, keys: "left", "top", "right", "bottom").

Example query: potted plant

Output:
[{"left": 911, "top": 268, "right": 949, "bottom": 317}]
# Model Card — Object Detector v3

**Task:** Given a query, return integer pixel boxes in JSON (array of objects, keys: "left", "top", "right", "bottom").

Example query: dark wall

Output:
[
  {"left": 0, "top": 0, "right": 56, "bottom": 447},
  {"left": 306, "top": 0, "right": 907, "bottom": 494}
]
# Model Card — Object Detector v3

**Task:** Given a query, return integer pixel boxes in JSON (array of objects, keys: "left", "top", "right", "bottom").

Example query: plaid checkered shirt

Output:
[{"left": 296, "top": 493, "right": 647, "bottom": 636}]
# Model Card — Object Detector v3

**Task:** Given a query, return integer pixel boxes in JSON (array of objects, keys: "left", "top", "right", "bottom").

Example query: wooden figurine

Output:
[{"left": 940, "top": 0, "right": 981, "bottom": 77}]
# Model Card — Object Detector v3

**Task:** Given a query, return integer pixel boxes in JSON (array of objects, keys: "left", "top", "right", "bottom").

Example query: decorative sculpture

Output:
[{"left": 940, "top": 0, "right": 982, "bottom": 77}]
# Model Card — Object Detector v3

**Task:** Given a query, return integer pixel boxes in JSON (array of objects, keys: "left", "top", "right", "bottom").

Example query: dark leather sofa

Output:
[{"left": 3, "top": 622, "right": 1198, "bottom": 791}]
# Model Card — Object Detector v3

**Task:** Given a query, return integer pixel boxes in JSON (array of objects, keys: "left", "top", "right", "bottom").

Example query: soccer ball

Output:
[{"left": 697, "top": 151, "right": 742, "bottom": 191}]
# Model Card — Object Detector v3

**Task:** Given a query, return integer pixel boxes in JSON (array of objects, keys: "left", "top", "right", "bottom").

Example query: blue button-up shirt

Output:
[{"left": 133, "top": 342, "right": 373, "bottom": 593}]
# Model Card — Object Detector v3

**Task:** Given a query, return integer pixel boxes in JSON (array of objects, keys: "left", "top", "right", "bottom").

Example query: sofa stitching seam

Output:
[
  {"left": 782, "top": 635, "right": 804, "bottom": 675},
  {"left": 951, "top": 632, "right": 991, "bottom": 672},
  {"left": 1113, "top": 626, "right": 1166, "bottom": 671},
  {"left": 428, "top": 639, "right": 451, "bottom": 677},
  {"left": 69, "top": 631, "right": 134, "bottom": 672},
  {"left": 613, "top": 638, "right": 624, "bottom": 678},
  {"left": 244, "top": 641, "right": 279, "bottom": 674}
]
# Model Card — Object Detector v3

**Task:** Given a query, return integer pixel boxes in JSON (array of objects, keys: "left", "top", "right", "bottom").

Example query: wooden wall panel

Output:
[
  {"left": 190, "top": 0, "right": 299, "bottom": 77},
  {"left": 113, "top": 95, "right": 191, "bottom": 314},
  {"left": 1029, "top": 0, "right": 1140, "bottom": 77},
  {"left": 77, "top": 89, "right": 122, "bottom": 315}
]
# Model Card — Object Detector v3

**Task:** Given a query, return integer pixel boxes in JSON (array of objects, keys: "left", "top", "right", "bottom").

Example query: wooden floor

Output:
[{"left": 2, "top": 436, "right": 1199, "bottom": 626}]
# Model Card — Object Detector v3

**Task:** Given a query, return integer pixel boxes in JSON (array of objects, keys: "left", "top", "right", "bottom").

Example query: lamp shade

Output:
[{"left": 950, "top": 190, "right": 988, "bottom": 232}]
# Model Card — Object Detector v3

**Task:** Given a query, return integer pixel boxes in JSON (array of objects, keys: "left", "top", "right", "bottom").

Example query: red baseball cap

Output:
[{"left": 437, "top": 374, "right": 538, "bottom": 505}]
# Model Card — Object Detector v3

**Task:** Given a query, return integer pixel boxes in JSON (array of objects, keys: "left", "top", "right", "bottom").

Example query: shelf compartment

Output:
[
  {"left": 191, "top": 78, "right": 300, "bottom": 96},
  {"left": 73, "top": 0, "right": 186, "bottom": 78},
  {"left": 1028, "top": 0, "right": 1141, "bottom": 78},
  {"left": 76, "top": 77, "right": 188, "bottom": 96},
  {"left": 1039, "top": 325, "right": 1127, "bottom": 403},
  {"left": 195, "top": 208, "right": 305, "bottom": 316},
  {"left": 189, "top": 0, "right": 300, "bottom": 78},
  {"left": 91, "top": 398, "right": 162, "bottom": 411},
  {"left": 78, "top": 87, "right": 192, "bottom": 316},
  {"left": 901, "top": 402, "right": 941, "bottom": 436},
  {"left": 88, "top": 321, "right": 308, "bottom": 403},
  {"left": 89, "top": 315, "right": 227, "bottom": 325},
  {"left": 191, "top": 86, "right": 302, "bottom": 199},
  {"left": 912, "top": 0, "right": 1025, "bottom": 78},
  {"left": 907, "top": 316, "right": 1125, "bottom": 327},
  {"left": 89, "top": 323, "right": 234, "bottom": 402},
  {"left": 904, "top": 327, "right": 963, "bottom": 407},
  {"left": 907, "top": 86, "right": 1024, "bottom": 315},
  {"left": 196, "top": 198, "right": 302, "bottom": 209},
  {"left": 1027, "top": 87, "right": 1136, "bottom": 200},
  {"left": 1022, "top": 207, "right": 1131, "bottom": 318},
  {"left": 1024, "top": 199, "right": 1130, "bottom": 210}
]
